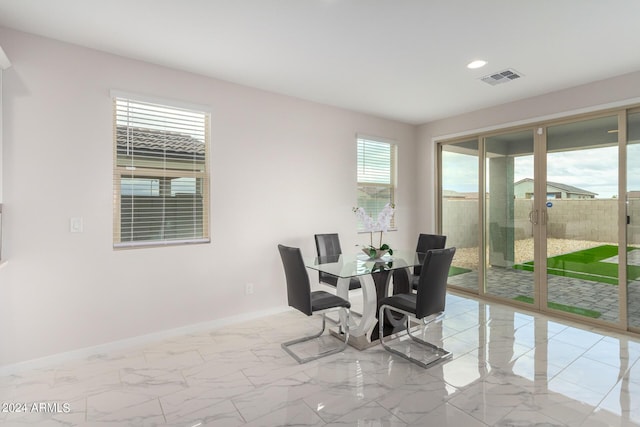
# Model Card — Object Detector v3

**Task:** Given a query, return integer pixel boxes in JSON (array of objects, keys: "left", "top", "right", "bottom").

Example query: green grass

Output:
[
  {"left": 514, "top": 295, "right": 601, "bottom": 318},
  {"left": 513, "top": 245, "right": 640, "bottom": 286},
  {"left": 449, "top": 266, "right": 471, "bottom": 277}
]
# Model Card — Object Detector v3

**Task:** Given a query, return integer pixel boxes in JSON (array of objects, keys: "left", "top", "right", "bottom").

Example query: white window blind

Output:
[
  {"left": 113, "top": 96, "right": 210, "bottom": 248},
  {"left": 356, "top": 136, "right": 397, "bottom": 230}
]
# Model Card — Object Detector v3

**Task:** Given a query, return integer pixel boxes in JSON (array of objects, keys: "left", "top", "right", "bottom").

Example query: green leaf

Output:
[
  {"left": 380, "top": 243, "right": 390, "bottom": 250},
  {"left": 368, "top": 248, "right": 376, "bottom": 258},
  {"left": 388, "top": 248, "right": 393, "bottom": 255}
]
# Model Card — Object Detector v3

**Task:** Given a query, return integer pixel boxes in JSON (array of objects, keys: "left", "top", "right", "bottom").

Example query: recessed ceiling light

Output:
[{"left": 467, "top": 60, "right": 487, "bottom": 69}]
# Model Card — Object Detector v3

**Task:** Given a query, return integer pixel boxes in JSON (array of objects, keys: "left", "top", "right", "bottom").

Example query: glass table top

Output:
[{"left": 304, "top": 250, "right": 425, "bottom": 278}]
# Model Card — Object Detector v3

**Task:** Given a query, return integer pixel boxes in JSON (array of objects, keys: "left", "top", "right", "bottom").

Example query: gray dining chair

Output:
[
  {"left": 379, "top": 247, "right": 455, "bottom": 368},
  {"left": 314, "top": 233, "right": 361, "bottom": 290},
  {"left": 278, "top": 244, "right": 351, "bottom": 364},
  {"left": 393, "top": 233, "right": 447, "bottom": 293}
]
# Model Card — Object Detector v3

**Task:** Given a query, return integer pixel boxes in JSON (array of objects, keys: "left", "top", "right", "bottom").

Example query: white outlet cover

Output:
[{"left": 70, "top": 217, "right": 83, "bottom": 233}]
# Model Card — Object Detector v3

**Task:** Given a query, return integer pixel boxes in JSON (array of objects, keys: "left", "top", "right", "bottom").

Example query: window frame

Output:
[
  {"left": 356, "top": 135, "right": 397, "bottom": 231},
  {"left": 112, "top": 92, "right": 211, "bottom": 249}
]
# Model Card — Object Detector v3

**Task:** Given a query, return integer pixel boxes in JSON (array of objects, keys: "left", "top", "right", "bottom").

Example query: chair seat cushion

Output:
[
  {"left": 311, "top": 290, "right": 351, "bottom": 312},
  {"left": 379, "top": 293, "right": 417, "bottom": 315}
]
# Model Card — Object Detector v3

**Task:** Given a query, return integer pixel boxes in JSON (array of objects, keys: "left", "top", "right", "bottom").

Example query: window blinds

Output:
[
  {"left": 357, "top": 137, "right": 396, "bottom": 230},
  {"left": 113, "top": 97, "right": 210, "bottom": 248}
]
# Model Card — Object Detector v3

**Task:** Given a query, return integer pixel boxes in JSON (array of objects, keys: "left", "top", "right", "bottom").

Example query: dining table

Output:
[{"left": 304, "top": 250, "right": 425, "bottom": 350}]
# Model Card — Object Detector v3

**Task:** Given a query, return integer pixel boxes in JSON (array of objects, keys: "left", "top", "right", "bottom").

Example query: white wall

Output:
[
  {"left": 0, "top": 44, "right": 10, "bottom": 237},
  {"left": 418, "top": 71, "right": 640, "bottom": 234},
  {"left": 0, "top": 28, "right": 418, "bottom": 367}
]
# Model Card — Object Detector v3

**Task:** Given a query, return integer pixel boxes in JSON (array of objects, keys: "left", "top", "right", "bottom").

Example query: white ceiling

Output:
[{"left": 1, "top": 0, "right": 640, "bottom": 124}]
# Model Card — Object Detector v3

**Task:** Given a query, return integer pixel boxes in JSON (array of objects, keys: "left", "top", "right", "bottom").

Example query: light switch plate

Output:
[{"left": 70, "top": 217, "right": 83, "bottom": 233}]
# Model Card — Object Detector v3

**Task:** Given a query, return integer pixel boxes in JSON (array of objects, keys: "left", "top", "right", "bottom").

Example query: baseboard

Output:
[{"left": 0, "top": 305, "right": 290, "bottom": 376}]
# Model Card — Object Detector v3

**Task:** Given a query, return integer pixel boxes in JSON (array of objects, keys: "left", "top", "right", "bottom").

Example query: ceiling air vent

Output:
[{"left": 480, "top": 68, "right": 523, "bottom": 86}]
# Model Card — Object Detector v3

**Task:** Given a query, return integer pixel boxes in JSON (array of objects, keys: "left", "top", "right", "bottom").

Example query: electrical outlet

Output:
[{"left": 245, "top": 283, "right": 254, "bottom": 295}]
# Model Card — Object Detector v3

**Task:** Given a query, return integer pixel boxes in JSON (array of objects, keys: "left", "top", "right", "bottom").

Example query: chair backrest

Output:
[
  {"left": 415, "top": 247, "right": 456, "bottom": 319},
  {"left": 315, "top": 233, "right": 343, "bottom": 257},
  {"left": 278, "top": 244, "right": 312, "bottom": 316},
  {"left": 414, "top": 234, "right": 447, "bottom": 276},
  {"left": 314, "top": 234, "right": 342, "bottom": 284}
]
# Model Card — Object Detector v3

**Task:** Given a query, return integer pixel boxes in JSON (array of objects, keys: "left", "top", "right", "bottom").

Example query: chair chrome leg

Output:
[
  {"left": 282, "top": 308, "right": 350, "bottom": 364},
  {"left": 406, "top": 318, "right": 452, "bottom": 363},
  {"left": 379, "top": 305, "right": 451, "bottom": 369},
  {"left": 325, "top": 309, "right": 361, "bottom": 325}
]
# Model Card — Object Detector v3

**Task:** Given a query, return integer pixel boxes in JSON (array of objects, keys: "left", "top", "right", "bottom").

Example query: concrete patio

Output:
[{"left": 446, "top": 243, "right": 640, "bottom": 326}]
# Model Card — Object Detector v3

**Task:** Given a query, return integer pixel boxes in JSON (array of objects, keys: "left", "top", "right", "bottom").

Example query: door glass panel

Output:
[
  {"left": 441, "top": 140, "right": 479, "bottom": 292},
  {"left": 485, "top": 131, "right": 536, "bottom": 302},
  {"left": 546, "top": 115, "right": 619, "bottom": 323},
  {"left": 628, "top": 112, "right": 640, "bottom": 328}
]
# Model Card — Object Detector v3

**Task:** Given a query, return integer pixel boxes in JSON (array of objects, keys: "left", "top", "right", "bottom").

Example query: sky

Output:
[{"left": 443, "top": 144, "right": 640, "bottom": 199}]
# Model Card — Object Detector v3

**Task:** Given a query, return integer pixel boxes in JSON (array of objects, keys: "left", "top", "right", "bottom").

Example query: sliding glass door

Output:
[
  {"left": 439, "top": 110, "right": 638, "bottom": 330},
  {"left": 628, "top": 111, "right": 640, "bottom": 329},
  {"left": 484, "top": 130, "right": 537, "bottom": 304},
  {"left": 545, "top": 115, "right": 620, "bottom": 323},
  {"left": 440, "top": 139, "right": 480, "bottom": 293}
]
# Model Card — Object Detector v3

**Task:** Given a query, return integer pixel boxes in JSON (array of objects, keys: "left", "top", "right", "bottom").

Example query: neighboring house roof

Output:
[
  {"left": 116, "top": 125, "right": 206, "bottom": 155},
  {"left": 514, "top": 178, "right": 597, "bottom": 196}
]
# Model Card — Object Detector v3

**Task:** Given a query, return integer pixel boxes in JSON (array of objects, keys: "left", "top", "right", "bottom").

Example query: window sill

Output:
[{"left": 114, "top": 238, "right": 210, "bottom": 250}]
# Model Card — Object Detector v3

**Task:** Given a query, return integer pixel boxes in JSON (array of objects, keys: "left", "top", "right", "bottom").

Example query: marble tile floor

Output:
[{"left": 3, "top": 293, "right": 640, "bottom": 426}]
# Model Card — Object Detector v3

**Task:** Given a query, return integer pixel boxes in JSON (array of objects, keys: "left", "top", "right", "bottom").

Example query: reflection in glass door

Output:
[
  {"left": 545, "top": 115, "right": 619, "bottom": 323},
  {"left": 484, "top": 130, "right": 536, "bottom": 303},
  {"left": 628, "top": 111, "right": 640, "bottom": 329},
  {"left": 440, "top": 140, "right": 480, "bottom": 293}
]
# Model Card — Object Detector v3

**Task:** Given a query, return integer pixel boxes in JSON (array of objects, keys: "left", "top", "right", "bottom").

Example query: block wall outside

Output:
[
  {"left": 442, "top": 197, "right": 640, "bottom": 248},
  {"left": 442, "top": 199, "right": 480, "bottom": 248}
]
